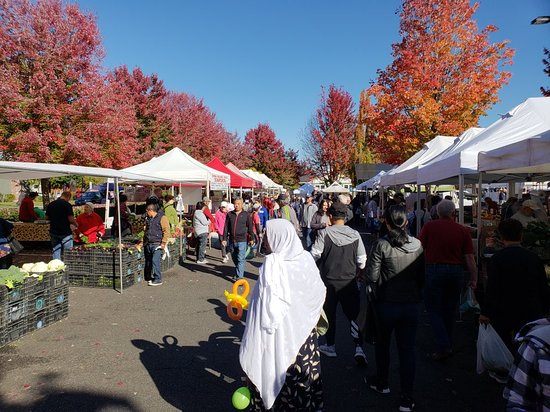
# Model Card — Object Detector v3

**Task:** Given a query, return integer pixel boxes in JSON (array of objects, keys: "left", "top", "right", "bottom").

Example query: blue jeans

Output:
[
  {"left": 301, "top": 227, "right": 313, "bottom": 251},
  {"left": 195, "top": 233, "right": 208, "bottom": 261},
  {"left": 424, "top": 264, "right": 464, "bottom": 353},
  {"left": 144, "top": 243, "right": 162, "bottom": 283},
  {"left": 230, "top": 242, "right": 247, "bottom": 279},
  {"left": 51, "top": 234, "right": 73, "bottom": 261},
  {"left": 375, "top": 302, "right": 419, "bottom": 395}
]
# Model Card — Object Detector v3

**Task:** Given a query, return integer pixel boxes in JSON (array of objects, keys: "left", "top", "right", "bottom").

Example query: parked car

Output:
[{"left": 74, "top": 191, "right": 105, "bottom": 206}]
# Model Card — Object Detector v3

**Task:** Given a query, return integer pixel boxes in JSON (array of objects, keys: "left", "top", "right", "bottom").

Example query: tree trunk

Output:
[{"left": 41, "top": 178, "right": 51, "bottom": 208}]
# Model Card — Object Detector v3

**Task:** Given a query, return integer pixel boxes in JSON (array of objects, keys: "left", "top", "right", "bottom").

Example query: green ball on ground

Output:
[{"left": 232, "top": 386, "right": 251, "bottom": 410}]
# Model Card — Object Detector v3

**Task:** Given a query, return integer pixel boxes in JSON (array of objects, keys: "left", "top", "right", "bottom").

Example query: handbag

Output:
[{"left": 7, "top": 236, "right": 24, "bottom": 254}]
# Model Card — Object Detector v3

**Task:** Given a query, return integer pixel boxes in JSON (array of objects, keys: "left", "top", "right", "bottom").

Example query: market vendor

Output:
[
  {"left": 18, "top": 192, "right": 39, "bottom": 222},
  {"left": 511, "top": 199, "right": 546, "bottom": 228},
  {"left": 75, "top": 202, "right": 105, "bottom": 243}
]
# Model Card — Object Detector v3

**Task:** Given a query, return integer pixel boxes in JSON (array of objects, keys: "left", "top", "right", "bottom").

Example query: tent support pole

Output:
[
  {"left": 380, "top": 186, "right": 384, "bottom": 218},
  {"left": 476, "top": 173, "right": 483, "bottom": 259},
  {"left": 459, "top": 174, "right": 465, "bottom": 225},
  {"left": 416, "top": 184, "right": 421, "bottom": 235},
  {"left": 115, "top": 178, "right": 124, "bottom": 294}
]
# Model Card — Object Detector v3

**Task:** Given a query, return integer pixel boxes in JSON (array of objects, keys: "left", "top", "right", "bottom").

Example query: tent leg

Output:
[
  {"left": 115, "top": 178, "right": 124, "bottom": 294},
  {"left": 416, "top": 185, "right": 421, "bottom": 235},
  {"left": 459, "top": 174, "right": 465, "bottom": 225},
  {"left": 476, "top": 173, "right": 483, "bottom": 259}
]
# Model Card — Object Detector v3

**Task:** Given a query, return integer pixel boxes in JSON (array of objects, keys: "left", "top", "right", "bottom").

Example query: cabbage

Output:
[
  {"left": 21, "top": 263, "right": 35, "bottom": 273},
  {"left": 47, "top": 259, "right": 66, "bottom": 271},
  {"left": 30, "top": 262, "right": 49, "bottom": 273}
]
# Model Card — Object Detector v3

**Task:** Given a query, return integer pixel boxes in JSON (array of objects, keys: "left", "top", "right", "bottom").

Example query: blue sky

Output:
[{"left": 73, "top": 0, "right": 549, "bottom": 156}]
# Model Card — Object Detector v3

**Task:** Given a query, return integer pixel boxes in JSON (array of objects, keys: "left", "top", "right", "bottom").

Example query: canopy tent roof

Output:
[
  {"left": 478, "top": 129, "right": 550, "bottom": 177},
  {"left": 417, "top": 98, "right": 550, "bottom": 184},
  {"left": 0, "top": 161, "right": 169, "bottom": 183},
  {"left": 225, "top": 163, "right": 263, "bottom": 189},
  {"left": 241, "top": 169, "right": 283, "bottom": 189},
  {"left": 206, "top": 157, "right": 256, "bottom": 188},
  {"left": 380, "top": 135, "right": 455, "bottom": 187},
  {"left": 122, "top": 147, "right": 230, "bottom": 186},
  {"left": 356, "top": 170, "right": 388, "bottom": 190},
  {"left": 322, "top": 182, "right": 349, "bottom": 193}
]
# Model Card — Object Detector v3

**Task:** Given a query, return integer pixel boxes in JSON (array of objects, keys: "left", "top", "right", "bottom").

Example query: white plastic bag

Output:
[
  {"left": 460, "top": 287, "right": 480, "bottom": 314},
  {"left": 476, "top": 324, "right": 514, "bottom": 374}
]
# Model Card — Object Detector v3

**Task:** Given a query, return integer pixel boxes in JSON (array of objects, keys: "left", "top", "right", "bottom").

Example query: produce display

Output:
[{"left": 0, "top": 260, "right": 69, "bottom": 347}]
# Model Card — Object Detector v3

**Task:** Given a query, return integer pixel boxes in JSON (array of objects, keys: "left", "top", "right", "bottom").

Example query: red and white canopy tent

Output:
[{"left": 206, "top": 157, "right": 256, "bottom": 189}]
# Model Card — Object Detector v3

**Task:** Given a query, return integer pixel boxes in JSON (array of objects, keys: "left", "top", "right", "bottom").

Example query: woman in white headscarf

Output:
[{"left": 240, "top": 219, "right": 326, "bottom": 411}]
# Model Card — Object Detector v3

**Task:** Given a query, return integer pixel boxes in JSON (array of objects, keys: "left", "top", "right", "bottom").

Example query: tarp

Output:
[
  {"left": 206, "top": 157, "right": 256, "bottom": 188},
  {"left": 122, "top": 147, "right": 230, "bottom": 189},
  {"left": 417, "top": 97, "right": 550, "bottom": 184},
  {"left": 322, "top": 182, "right": 349, "bottom": 193},
  {"left": 241, "top": 170, "right": 283, "bottom": 190},
  {"left": 355, "top": 170, "right": 387, "bottom": 190},
  {"left": 297, "top": 183, "right": 315, "bottom": 196},
  {"left": 0, "top": 161, "right": 169, "bottom": 183},
  {"left": 478, "top": 129, "right": 550, "bottom": 176},
  {"left": 380, "top": 135, "right": 455, "bottom": 186},
  {"left": 225, "top": 163, "right": 263, "bottom": 189}
]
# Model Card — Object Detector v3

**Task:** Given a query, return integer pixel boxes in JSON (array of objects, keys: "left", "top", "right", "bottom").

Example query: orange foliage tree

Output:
[{"left": 359, "top": 0, "right": 514, "bottom": 164}]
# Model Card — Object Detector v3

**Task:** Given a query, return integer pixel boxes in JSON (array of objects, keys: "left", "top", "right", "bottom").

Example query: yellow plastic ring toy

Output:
[{"left": 233, "top": 279, "right": 250, "bottom": 299}]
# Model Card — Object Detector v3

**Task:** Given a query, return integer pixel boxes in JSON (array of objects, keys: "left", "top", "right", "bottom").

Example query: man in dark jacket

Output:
[
  {"left": 140, "top": 203, "right": 170, "bottom": 286},
  {"left": 46, "top": 191, "right": 77, "bottom": 260},
  {"left": 222, "top": 198, "right": 254, "bottom": 281},
  {"left": 479, "top": 219, "right": 550, "bottom": 349},
  {"left": 311, "top": 201, "right": 368, "bottom": 365}
]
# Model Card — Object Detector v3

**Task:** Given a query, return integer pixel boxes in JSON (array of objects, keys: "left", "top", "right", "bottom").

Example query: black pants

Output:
[{"left": 323, "top": 280, "right": 362, "bottom": 347}]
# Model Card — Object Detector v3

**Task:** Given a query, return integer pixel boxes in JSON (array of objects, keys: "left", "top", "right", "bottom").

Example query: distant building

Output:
[{"left": 298, "top": 175, "right": 353, "bottom": 191}]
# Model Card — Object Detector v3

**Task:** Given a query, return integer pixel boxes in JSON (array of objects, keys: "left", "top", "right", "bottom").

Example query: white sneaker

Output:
[
  {"left": 197, "top": 259, "right": 209, "bottom": 264},
  {"left": 354, "top": 345, "right": 368, "bottom": 366},
  {"left": 319, "top": 344, "right": 337, "bottom": 357},
  {"left": 222, "top": 256, "right": 229, "bottom": 263}
]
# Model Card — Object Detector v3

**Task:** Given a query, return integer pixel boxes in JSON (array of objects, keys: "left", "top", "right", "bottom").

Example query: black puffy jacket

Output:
[{"left": 366, "top": 236, "right": 425, "bottom": 303}]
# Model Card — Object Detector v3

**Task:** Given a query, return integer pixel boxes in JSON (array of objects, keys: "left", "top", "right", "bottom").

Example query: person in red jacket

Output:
[
  {"left": 19, "top": 192, "right": 39, "bottom": 222},
  {"left": 75, "top": 203, "right": 105, "bottom": 243}
]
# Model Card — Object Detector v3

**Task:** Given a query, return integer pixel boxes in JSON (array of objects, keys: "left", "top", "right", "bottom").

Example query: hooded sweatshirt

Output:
[
  {"left": 311, "top": 224, "right": 367, "bottom": 287},
  {"left": 366, "top": 235, "right": 424, "bottom": 303}
]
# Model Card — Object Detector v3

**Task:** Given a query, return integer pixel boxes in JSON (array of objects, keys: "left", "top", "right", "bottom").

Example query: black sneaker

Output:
[
  {"left": 367, "top": 377, "right": 390, "bottom": 394},
  {"left": 399, "top": 395, "right": 415, "bottom": 412}
]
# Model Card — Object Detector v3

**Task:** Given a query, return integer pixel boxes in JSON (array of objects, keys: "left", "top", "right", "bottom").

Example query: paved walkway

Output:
[{"left": 0, "top": 247, "right": 506, "bottom": 411}]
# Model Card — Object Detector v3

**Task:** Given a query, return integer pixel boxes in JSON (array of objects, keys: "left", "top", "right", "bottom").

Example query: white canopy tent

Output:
[
  {"left": 0, "top": 161, "right": 170, "bottom": 293},
  {"left": 122, "top": 147, "right": 230, "bottom": 192},
  {"left": 356, "top": 170, "right": 387, "bottom": 191},
  {"left": 241, "top": 170, "right": 283, "bottom": 192},
  {"left": 380, "top": 135, "right": 455, "bottom": 187},
  {"left": 417, "top": 98, "right": 550, "bottom": 185},
  {"left": 478, "top": 129, "right": 550, "bottom": 176},
  {"left": 322, "top": 182, "right": 349, "bottom": 194}
]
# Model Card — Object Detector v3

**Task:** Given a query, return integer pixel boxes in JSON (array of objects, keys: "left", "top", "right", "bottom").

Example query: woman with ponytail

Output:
[{"left": 365, "top": 205, "right": 425, "bottom": 412}]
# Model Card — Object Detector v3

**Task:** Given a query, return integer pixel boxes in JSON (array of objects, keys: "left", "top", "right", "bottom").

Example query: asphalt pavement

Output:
[{"left": 0, "top": 243, "right": 506, "bottom": 412}]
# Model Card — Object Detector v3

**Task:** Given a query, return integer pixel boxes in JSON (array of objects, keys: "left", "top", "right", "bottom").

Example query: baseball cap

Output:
[
  {"left": 522, "top": 199, "right": 540, "bottom": 210},
  {"left": 85, "top": 202, "right": 95, "bottom": 209},
  {"left": 220, "top": 201, "right": 228, "bottom": 208},
  {"left": 253, "top": 202, "right": 261, "bottom": 210},
  {"left": 277, "top": 194, "right": 287, "bottom": 201}
]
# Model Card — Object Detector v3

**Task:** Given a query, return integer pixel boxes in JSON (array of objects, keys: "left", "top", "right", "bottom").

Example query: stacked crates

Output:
[
  {"left": 0, "top": 270, "right": 69, "bottom": 347},
  {"left": 65, "top": 246, "right": 142, "bottom": 289}
]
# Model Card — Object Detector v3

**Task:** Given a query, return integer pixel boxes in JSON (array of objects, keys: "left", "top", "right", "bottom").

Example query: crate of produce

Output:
[
  {"left": 5, "top": 300, "right": 27, "bottom": 324},
  {"left": 26, "top": 292, "right": 48, "bottom": 314},
  {"left": 49, "top": 270, "right": 68, "bottom": 288},
  {"left": 24, "top": 276, "right": 48, "bottom": 295},
  {"left": 28, "top": 311, "right": 49, "bottom": 332},
  {"left": 6, "top": 283, "right": 25, "bottom": 304},
  {"left": 5, "top": 319, "right": 28, "bottom": 344}
]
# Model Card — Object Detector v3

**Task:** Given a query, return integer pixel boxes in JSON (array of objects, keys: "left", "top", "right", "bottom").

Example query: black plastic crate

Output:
[
  {"left": 49, "top": 271, "right": 68, "bottom": 288},
  {"left": 26, "top": 292, "right": 48, "bottom": 314},
  {"left": 69, "top": 272, "right": 134, "bottom": 289},
  {"left": 28, "top": 311, "right": 49, "bottom": 332},
  {"left": 24, "top": 276, "right": 48, "bottom": 296},
  {"left": 5, "top": 319, "right": 28, "bottom": 344},
  {"left": 46, "top": 302, "right": 69, "bottom": 323},
  {"left": 6, "top": 283, "right": 25, "bottom": 304},
  {"left": 5, "top": 300, "right": 27, "bottom": 324},
  {"left": 48, "top": 286, "right": 68, "bottom": 307}
]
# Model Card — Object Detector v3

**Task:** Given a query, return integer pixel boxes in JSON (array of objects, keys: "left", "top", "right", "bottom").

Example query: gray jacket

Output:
[{"left": 301, "top": 203, "right": 318, "bottom": 228}]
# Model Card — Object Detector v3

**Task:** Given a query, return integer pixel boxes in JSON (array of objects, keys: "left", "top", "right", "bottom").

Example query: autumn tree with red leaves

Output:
[
  {"left": 244, "top": 123, "right": 288, "bottom": 184},
  {"left": 303, "top": 85, "right": 357, "bottom": 185},
  {"left": 220, "top": 132, "right": 250, "bottom": 169},
  {"left": 360, "top": 0, "right": 514, "bottom": 164}
]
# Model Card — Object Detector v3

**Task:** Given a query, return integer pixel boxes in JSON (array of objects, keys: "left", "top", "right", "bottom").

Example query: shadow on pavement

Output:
[
  {"left": 0, "top": 371, "right": 140, "bottom": 412},
  {"left": 132, "top": 316, "right": 246, "bottom": 412}
]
